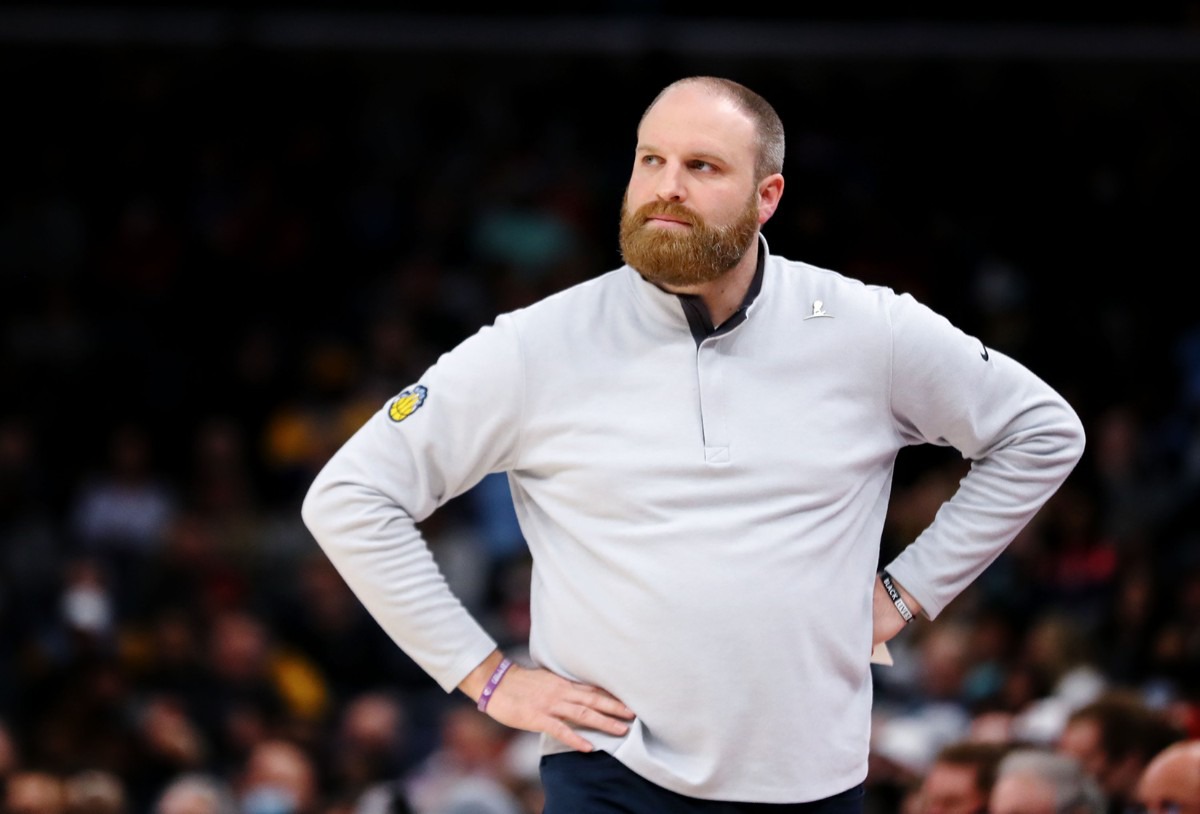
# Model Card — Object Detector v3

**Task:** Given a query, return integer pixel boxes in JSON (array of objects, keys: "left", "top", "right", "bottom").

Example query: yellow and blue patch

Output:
[{"left": 388, "top": 385, "right": 428, "bottom": 422}]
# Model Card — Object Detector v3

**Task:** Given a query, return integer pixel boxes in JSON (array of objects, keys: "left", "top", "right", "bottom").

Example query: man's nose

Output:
[{"left": 655, "top": 164, "right": 686, "bottom": 202}]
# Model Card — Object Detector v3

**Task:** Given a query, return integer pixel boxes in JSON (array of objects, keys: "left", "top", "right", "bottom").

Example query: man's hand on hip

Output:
[{"left": 461, "top": 651, "right": 636, "bottom": 753}]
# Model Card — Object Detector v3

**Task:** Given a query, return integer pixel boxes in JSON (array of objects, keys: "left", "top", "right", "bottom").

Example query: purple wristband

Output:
[{"left": 476, "top": 658, "right": 513, "bottom": 713}]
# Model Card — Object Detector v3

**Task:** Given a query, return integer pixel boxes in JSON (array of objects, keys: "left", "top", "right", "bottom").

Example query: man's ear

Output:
[{"left": 758, "top": 174, "right": 785, "bottom": 224}]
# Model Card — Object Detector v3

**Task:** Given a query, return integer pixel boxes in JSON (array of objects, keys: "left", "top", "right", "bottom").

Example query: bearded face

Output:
[{"left": 618, "top": 191, "right": 760, "bottom": 288}]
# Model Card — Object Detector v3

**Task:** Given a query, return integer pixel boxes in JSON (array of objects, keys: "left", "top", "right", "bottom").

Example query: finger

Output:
[
  {"left": 598, "top": 698, "right": 636, "bottom": 720},
  {"left": 570, "top": 686, "right": 636, "bottom": 719},
  {"left": 546, "top": 719, "right": 596, "bottom": 753},
  {"left": 566, "top": 703, "right": 632, "bottom": 736}
]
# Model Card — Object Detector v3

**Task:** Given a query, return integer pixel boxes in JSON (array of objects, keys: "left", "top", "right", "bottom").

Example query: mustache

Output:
[{"left": 632, "top": 201, "right": 701, "bottom": 226}]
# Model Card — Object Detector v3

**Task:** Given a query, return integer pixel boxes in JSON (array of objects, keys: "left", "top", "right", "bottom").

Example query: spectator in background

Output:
[
  {"left": 1008, "top": 614, "right": 1109, "bottom": 746},
  {"left": 324, "top": 691, "right": 411, "bottom": 804},
  {"left": 1145, "top": 563, "right": 1200, "bottom": 705},
  {"left": 185, "top": 416, "right": 265, "bottom": 573},
  {"left": 153, "top": 774, "right": 238, "bottom": 814},
  {"left": 20, "top": 649, "right": 131, "bottom": 782},
  {"left": 909, "top": 740, "right": 1014, "bottom": 814},
  {"left": 1130, "top": 738, "right": 1200, "bottom": 813},
  {"left": 6, "top": 770, "right": 68, "bottom": 814},
  {"left": 1032, "top": 482, "right": 1118, "bottom": 633},
  {"left": 124, "top": 694, "right": 210, "bottom": 812},
  {"left": 234, "top": 739, "right": 320, "bottom": 814},
  {"left": 15, "top": 552, "right": 122, "bottom": 744},
  {"left": 188, "top": 609, "right": 295, "bottom": 774},
  {"left": 1056, "top": 690, "right": 1184, "bottom": 814},
  {"left": 1091, "top": 561, "right": 1160, "bottom": 688},
  {"left": 346, "top": 783, "right": 414, "bottom": 814},
  {"left": 403, "top": 700, "right": 524, "bottom": 814},
  {"left": 989, "top": 749, "right": 1106, "bottom": 814},
  {"left": 866, "top": 622, "right": 981, "bottom": 807},
  {"left": 69, "top": 422, "right": 177, "bottom": 595},
  {"left": 269, "top": 552, "right": 438, "bottom": 730},
  {"left": 464, "top": 472, "right": 529, "bottom": 617},
  {"left": 63, "top": 770, "right": 127, "bottom": 814},
  {"left": 54, "top": 555, "right": 119, "bottom": 660}
]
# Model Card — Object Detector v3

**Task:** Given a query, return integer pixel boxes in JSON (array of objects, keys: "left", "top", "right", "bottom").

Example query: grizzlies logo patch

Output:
[{"left": 388, "top": 385, "right": 428, "bottom": 422}]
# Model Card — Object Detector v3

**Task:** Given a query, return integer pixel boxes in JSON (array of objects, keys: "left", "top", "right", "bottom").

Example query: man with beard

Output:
[{"left": 302, "top": 76, "right": 1085, "bottom": 812}]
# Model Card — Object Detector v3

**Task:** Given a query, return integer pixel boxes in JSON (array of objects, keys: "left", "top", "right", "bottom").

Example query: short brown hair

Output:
[
  {"left": 1066, "top": 690, "right": 1183, "bottom": 763},
  {"left": 642, "top": 76, "right": 786, "bottom": 181},
  {"left": 934, "top": 740, "right": 1015, "bottom": 794}
]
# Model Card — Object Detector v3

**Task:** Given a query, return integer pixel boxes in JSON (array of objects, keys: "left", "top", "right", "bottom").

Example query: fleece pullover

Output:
[{"left": 301, "top": 238, "right": 1085, "bottom": 803}]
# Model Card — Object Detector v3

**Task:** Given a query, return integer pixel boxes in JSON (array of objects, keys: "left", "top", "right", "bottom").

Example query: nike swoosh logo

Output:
[{"left": 980, "top": 343, "right": 989, "bottom": 361}]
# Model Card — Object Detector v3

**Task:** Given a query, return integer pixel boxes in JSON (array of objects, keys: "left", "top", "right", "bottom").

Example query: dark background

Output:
[{"left": 4, "top": 6, "right": 1199, "bottom": 476}]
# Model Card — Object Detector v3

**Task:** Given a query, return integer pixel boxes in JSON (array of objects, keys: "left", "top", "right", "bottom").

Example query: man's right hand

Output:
[{"left": 459, "top": 651, "right": 636, "bottom": 753}]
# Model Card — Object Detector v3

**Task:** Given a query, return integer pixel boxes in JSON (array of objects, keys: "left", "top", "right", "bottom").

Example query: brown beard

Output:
[{"left": 618, "top": 192, "right": 760, "bottom": 288}]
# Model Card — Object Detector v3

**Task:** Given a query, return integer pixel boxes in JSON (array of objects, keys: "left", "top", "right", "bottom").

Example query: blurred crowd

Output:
[{"left": 2, "top": 32, "right": 1200, "bottom": 814}]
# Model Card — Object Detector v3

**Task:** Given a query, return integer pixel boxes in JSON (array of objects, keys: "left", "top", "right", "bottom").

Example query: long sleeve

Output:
[
  {"left": 299, "top": 258, "right": 1087, "bottom": 802},
  {"left": 300, "top": 315, "right": 526, "bottom": 691},
  {"left": 882, "top": 292, "right": 1086, "bottom": 619}
]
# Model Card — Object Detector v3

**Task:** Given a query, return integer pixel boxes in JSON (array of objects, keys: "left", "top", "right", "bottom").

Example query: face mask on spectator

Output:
[{"left": 240, "top": 786, "right": 297, "bottom": 814}]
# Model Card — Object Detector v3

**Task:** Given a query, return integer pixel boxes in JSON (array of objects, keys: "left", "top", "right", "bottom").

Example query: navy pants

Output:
[{"left": 540, "top": 751, "right": 865, "bottom": 814}]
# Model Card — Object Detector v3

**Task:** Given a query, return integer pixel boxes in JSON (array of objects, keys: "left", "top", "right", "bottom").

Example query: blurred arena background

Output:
[{"left": 1, "top": 4, "right": 1199, "bottom": 814}]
